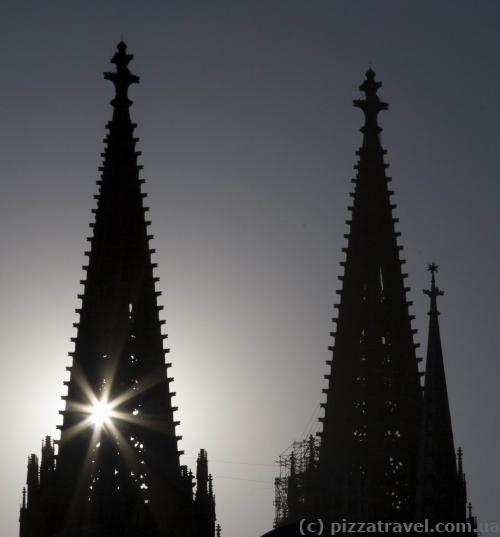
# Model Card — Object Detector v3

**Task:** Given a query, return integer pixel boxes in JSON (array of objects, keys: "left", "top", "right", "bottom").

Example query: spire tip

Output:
[
  {"left": 353, "top": 68, "right": 388, "bottom": 125},
  {"left": 424, "top": 262, "right": 444, "bottom": 310},
  {"left": 104, "top": 41, "right": 140, "bottom": 108},
  {"left": 428, "top": 262, "right": 439, "bottom": 275}
]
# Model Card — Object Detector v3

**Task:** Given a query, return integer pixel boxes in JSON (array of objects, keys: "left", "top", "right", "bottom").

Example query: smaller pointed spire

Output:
[
  {"left": 196, "top": 448, "right": 209, "bottom": 500},
  {"left": 456, "top": 447, "right": 469, "bottom": 521},
  {"left": 22, "top": 487, "right": 26, "bottom": 510},
  {"left": 25, "top": 454, "right": 41, "bottom": 518},
  {"left": 194, "top": 450, "right": 216, "bottom": 535},
  {"left": 40, "top": 435, "right": 55, "bottom": 492},
  {"left": 216, "top": 523, "right": 222, "bottom": 537},
  {"left": 417, "top": 263, "right": 463, "bottom": 523},
  {"left": 467, "top": 500, "right": 477, "bottom": 531}
]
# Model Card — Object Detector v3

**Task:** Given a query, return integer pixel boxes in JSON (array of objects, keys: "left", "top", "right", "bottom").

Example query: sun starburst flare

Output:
[{"left": 89, "top": 400, "right": 113, "bottom": 427}]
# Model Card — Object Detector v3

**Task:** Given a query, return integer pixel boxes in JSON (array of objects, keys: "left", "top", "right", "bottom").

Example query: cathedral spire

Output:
[
  {"left": 271, "top": 70, "right": 477, "bottom": 535},
  {"left": 317, "top": 69, "right": 422, "bottom": 522},
  {"left": 20, "top": 42, "right": 216, "bottom": 537},
  {"left": 416, "top": 264, "right": 465, "bottom": 523}
]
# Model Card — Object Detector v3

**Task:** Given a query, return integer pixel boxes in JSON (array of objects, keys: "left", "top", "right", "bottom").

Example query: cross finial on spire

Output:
[
  {"left": 424, "top": 262, "right": 444, "bottom": 315},
  {"left": 353, "top": 69, "right": 388, "bottom": 128},
  {"left": 104, "top": 41, "right": 140, "bottom": 108}
]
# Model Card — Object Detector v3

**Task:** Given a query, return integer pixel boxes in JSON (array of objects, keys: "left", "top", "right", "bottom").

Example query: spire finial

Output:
[
  {"left": 104, "top": 41, "right": 140, "bottom": 108},
  {"left": 424, "top": 262, "right": 444, "bottom": 315},
  {"left": 353, "top": 69, "right": 388, "bottom": 128},
  {"left": 22, "top": 487, "right": 26, "bottom": 509},
  {"left": 216, "top": 523, "right": 222, "bottom": 537},
  {"left": 428, "top": 262, "right": 439, "bottom": 285}
]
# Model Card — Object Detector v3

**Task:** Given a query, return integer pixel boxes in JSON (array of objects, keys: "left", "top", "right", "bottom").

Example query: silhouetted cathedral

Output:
[
  {"left": 272, "top": 71, "right": 476, "bottom": 534},
  {"left": 19, "top": 43, "right": 217, "bottom": 537}
]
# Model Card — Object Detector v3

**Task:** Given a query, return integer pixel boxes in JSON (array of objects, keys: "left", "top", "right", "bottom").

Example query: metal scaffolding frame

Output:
[{"left": 273, "top": 436, "right": 319, "bottom": 528}]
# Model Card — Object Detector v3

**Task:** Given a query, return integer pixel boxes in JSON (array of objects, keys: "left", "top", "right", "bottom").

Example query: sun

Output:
[{"left": 90, "top": 401, "right": 112, "bottom": 427}]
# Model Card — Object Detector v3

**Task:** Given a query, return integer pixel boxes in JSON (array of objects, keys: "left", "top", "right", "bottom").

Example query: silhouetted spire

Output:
[
  {"left": 317, "top": 69, "right": 422, "bottom": 522},
  {"left": 196, "top": 449, "right": 209, "bottom": 500},
  {"left": 52, "top": 43, "right": 185, "bottom": 534},
  {"left": 271, "top": 70, "right": 477, "bottom": 535},
  {"left": 417, "top": 264, "right": 465, "bottom": 523},
  {"left": 19, "top": 455, "right": 42, "bottom": 537},
  {"left": 19, "top": 487, "right": 28, "bottom": 537},
  {"left": 467, "top": 501, "right": 476, "bottom": 526},
  {"left": 195, "top": 450, "right": 216, "bottom": 536},
  {"left": 19, "top": 42, "right": 216, "bottom": 537},
  {"left": 39, "top": 436, "right": 55, "bottom": 495},
  {"left": 26, "top": 455, "right": 39, "bottom": 511}
]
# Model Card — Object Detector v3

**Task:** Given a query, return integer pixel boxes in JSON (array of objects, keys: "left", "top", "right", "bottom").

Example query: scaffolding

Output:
[{"left": 273, "top": 435, "right": 319, "bottom": 528}]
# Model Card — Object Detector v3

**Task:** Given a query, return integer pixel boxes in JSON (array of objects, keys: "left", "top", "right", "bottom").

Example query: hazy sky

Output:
[{"left": 0, "top": 2, "right": 499, "bottom": 536}]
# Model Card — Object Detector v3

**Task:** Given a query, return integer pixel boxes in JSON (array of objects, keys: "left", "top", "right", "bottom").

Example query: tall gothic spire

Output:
[
  {"left": 416, "top": 264, "right": 467, "bottom": 523},
  {"left": 195, "top": 450, "right": 216, "bottom": 536},
  {"left": 317, "top": 69, "right": 423, "bottom": 522},
  {"left": 270, "top": 70, "right": 477, "bottom": 536},
  {"left": 20, "top": 42, "right": 216, "bottom": 537}
]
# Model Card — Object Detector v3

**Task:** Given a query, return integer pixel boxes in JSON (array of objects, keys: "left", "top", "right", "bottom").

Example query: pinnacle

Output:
[
  {"left": 361, "top": 68, "right": 380, "bottom": 94},
  {"left": 104, "top": 42, "right": 140, "bottom": 108},
  {"left": 353, "top": 68, "right": 388, "bottom": 126},
  {"left": 424, "top": 262, "right": 444, "bottom": 308}
]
